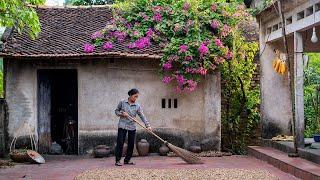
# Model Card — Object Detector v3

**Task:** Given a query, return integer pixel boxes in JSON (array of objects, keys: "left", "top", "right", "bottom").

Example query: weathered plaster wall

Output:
[
  {"left": 259, "top": 22, "right": 293, "bottom": 138},
  {"left": 5, "top": 58, "right": 221, "bottom": 154}
]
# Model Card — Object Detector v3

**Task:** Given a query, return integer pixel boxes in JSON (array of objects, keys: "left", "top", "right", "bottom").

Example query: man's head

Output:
[{"left": 128, "top": 88, "right": 139, "bottom": 103}]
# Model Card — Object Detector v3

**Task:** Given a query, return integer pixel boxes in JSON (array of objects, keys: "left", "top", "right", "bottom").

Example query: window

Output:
[
  {"left": 316, "top": 3, "right": 320, "bottom": 12},
  {"left": 162, "top": 98, "right": 178, "bottom": 108},
  {"left": 162, "top": 98, "right": 166, "bottom": 108},
  {"left": 266, "top": 27, "right": 272, "bottom": 34},
  {"left": 272, "top": 24, "right": 278, "bottom": 31},
  {"left": 297, "top": 10, "right": 305, "bottom": 20},
  {"left": 174, "top": 99, "right": 178, "bottom": 108},
  {"left": 306, "top": 6, "right": 313, "bottom": 17},
  {"left": 286, "top": 16, "right": 292, "bottom": 25}
]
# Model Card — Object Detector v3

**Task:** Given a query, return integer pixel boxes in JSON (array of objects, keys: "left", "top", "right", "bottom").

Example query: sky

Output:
[{"left": 45, "top": 0, "right": 65, "bottom": 6}]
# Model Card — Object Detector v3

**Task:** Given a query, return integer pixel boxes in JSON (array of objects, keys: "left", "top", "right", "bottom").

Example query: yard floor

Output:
[{"left": 0, "top": 155, "right": 298, "bottom": 180}]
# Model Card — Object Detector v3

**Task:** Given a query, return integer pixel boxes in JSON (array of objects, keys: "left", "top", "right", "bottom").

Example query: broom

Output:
[{"left": 127, "top": 115, "right": 203, "bottom": 164}]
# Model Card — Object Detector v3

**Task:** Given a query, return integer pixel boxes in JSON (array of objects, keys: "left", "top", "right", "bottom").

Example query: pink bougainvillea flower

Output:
[
  {"left": 211, "top": 20, "right": 219, "bottom": 29},
  {"left": 128, "top": 43, "right": 136, "bottom": 49},
  {"left": 153, "top": 13, "right": 162, "bottom": 22},
  {"left": 197, "top": 67, "right": 207, "bottom": 75},
  {"left": 174, "top": 23, "right": 181, "bottom": 32},
  {"left": 185, "top": 55, "right": 193, "bottom": 61},
  {"left": 226, "top": 50, "right": 233, "bottom": 59},
  {"left": 103, "top": 42, "right": 113, "bottom": 50},
  {"left": 140, "top": 12, "right": 149, "bottom": 21},
  {"left": 215, "top": 38, "right": 223, "bottom": 47},
  {"left": 168, "top": 55, "right": 179, "bottom": 61},
  {"left": 186, "top": 68, "right": 198, "bottom": 73},
  {"left": 152, "top": 5, "right": 163, "bottom": 12},
  {"left": 84, "top": 43, "right": 95, "bottom": 53},
  {"left": 134, "top": 37, "right": 151, "bottom": 49},
  {"left": 162, "top": 76, "right": 174, "bottom": 84},
  {"left": 114, "top": 31, "right": 127, "bottom": 42},
  {"left": 163, "top": 61, "right": 172, "bottom": 70},
  {"left": 119, "top": 17, "right": 126, "bottom": 23},
  {"left": 183, "top": 2, "right": 191, "bottom": 10},
  {"left": 186, "top": 80, "right": 197, "bottom": 92},
  {"left": 198, "top": 43, "right": 209, "bottom": 56},
  {"left": 134, "top": 22, "right": 141, "bottom": 27},
  {"left": 176, "top": 75, "right": 185, "bottom": 85},
  {"left": 146, "top": 28, "right": 154, "bottom": 38},
  {"left": 179, "top": 45, "right": 188, "bottom": 53},
  {"left": 211, "top": 4, "right": 217, "bottom": 11},
  {"left": 91, "top": 31, "right": 103, "bottom": 40},
  {"left": 221, "top": 24, "right": 231, "bottom": 37},
  {"left": 182, "top": 61, "right": 190, "bottom": 65},
  {"left": 126, "top": 23, "right": 132, "bottom": 29},
  {"left": 184, "top": 20, "right": 193, "bottom": 33},
  {"left": 174, "top": 86, "right": 183, "bottom": 94},
  {"left": 215, "top": 56, "right": 225, "bottom": 64},
  {"left": 133, "top": 30, "right": 140, "bottom": 36}
]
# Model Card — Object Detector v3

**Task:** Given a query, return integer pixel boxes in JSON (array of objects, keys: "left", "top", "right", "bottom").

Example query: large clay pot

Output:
[
  {"left": 189, "top": 145, "right": 201, "bottom": 153},
  {"left": 93, "top": 145, "right": 111, "bottom": 158},
  {"left": 159, "top": 144, "right": 169, "bottom": 156},
  {"left": 137, "top": 139, "right": 149, "bottom": 156}
]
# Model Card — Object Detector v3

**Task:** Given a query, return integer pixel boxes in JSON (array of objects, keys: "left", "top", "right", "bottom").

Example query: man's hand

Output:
[
  {"left": 147, "top": 126, "right": 152, "bottom": 131},
  {"left": 121, "top": 111, "right": 129, "bottom": 118}
]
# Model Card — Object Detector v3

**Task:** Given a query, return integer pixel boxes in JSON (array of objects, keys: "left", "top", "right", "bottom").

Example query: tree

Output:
[{"left": 0, "top": 0, "right": 45, "bottom": 39}]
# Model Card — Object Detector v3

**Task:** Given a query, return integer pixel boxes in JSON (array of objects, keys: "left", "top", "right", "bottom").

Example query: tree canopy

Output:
[{"left": 0, "top": 0, "right": 45, "bottom": 39}]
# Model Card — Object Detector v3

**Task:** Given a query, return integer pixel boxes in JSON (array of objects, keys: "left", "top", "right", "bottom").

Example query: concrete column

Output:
[
  {"left": 293, "top": 31, "right": 305, "bottom": 148},
  {"left": 203, "top": 71, "right": 221, "bottom": 151}
]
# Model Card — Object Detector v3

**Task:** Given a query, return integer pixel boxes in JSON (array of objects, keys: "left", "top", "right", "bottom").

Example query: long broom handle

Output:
[{"left": 127, "top": 115, "right": 167, "bottom": 144}]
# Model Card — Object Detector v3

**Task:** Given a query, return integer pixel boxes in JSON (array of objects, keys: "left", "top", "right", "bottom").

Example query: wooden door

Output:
[{"left": 37, "top": 71, "right": 52, "bottom": 153}]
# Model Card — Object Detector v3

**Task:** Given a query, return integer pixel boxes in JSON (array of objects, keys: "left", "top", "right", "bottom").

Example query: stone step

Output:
[
  {"left": 248, "top": 146, "right": 320, "bottom": 180},
  {"left": 261, "top": 139, "right": 320, "bottom": 165}
]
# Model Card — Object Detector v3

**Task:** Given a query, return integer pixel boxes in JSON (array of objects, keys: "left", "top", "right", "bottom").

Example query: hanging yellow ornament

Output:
[{"left": 272, "top": 50, "right": 286, "bottom": 75}]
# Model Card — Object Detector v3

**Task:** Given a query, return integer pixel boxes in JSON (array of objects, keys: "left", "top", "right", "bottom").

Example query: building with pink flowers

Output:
[{"left": 0, "top": 6, "right": 221, "bottom": 154}]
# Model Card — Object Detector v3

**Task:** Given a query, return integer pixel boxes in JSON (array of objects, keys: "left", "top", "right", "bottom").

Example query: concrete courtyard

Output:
[{"left": 0, "top": 155, "right": 297, "bottom": 180}]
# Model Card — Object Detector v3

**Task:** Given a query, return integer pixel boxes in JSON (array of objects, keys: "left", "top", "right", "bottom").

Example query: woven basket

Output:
[
  {"left": 9, "top": 150, "right": 29, "bottom": 163},
  {"left": 9, "top": 122, "right": 37, "bottom": 163}
]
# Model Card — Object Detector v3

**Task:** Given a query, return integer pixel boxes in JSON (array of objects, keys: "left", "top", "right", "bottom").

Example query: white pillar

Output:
[{"left": 294, "top": 31, "right": 305, "bottom": 148}]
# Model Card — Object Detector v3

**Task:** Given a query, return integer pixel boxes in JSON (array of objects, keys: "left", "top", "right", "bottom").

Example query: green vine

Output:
[
  {"left": 250, "top": 0, "right": 273, "bottom": 16},
  {"left": 221, "top": 38, "right": 260, "bottom": 154}
]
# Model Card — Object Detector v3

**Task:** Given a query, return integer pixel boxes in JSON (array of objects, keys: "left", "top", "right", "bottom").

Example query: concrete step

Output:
[
  {"left": 261, "top": 139, "right": 320, "bottom": 165},
  {"left": 248, "top": 146, "right": 320, "bottom": 180}
]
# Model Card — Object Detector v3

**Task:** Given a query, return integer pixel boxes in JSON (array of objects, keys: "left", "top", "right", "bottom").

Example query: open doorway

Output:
[{"left": 38, "top": 69, "right": 78, "bottom": 154}]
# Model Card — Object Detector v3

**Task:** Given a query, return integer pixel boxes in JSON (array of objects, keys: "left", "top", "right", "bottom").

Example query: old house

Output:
[
  {"left": 252, "top": 0, "right": 320, "bottom": 146},
  {"left": 0, "top": 6, "right": 221, "bottom": 154}
]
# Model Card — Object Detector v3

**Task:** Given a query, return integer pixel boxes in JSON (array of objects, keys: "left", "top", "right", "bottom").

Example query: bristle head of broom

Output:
[{"left": 167, "top": 143, "right": 203, "bottom": 164}]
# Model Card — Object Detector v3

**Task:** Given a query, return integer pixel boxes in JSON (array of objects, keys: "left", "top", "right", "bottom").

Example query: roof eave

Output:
[{"left": 0, "top": 52, "right": 163, "bottom": 60}]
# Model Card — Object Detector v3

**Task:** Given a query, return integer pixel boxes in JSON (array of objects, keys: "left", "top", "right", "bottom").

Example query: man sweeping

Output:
[{"left": 114, "top": 88, "right": 152, "bottom": 166}]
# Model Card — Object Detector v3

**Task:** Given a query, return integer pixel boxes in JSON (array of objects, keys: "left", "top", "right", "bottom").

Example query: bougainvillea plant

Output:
[{"left": 84, "top": 0, "right": 251, "bottom": 93}]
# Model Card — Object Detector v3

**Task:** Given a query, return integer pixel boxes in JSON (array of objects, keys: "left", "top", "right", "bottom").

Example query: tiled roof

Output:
[{"left": 0, "top": 6, "right": 162, "bottom": 59}]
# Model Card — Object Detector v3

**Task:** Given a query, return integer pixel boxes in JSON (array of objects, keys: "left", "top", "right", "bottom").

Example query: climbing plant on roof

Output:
[{"left": 84, "top": 0, "right": 255, "bottom": 93}]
